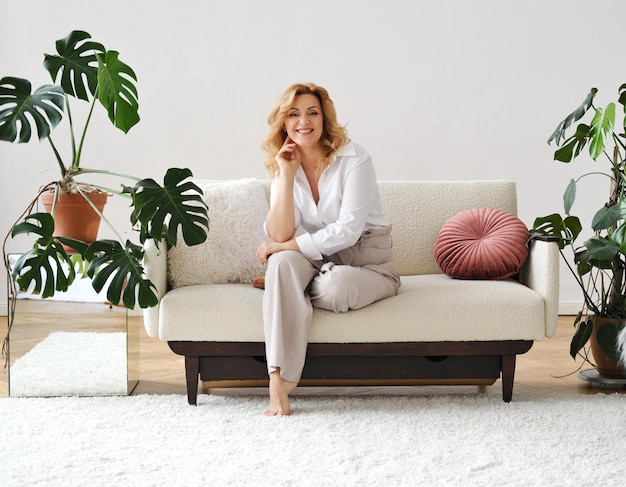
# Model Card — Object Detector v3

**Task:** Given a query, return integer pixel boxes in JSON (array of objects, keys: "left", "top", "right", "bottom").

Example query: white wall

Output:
[{"left": 1, "top": 0, "right": 625, "bottom": 315}]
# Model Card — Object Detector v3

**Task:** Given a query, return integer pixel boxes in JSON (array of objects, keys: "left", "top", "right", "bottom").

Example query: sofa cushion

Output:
[
  {"left": 167, "top": 178, "right": 268, "bottom": 287},
  {"left": 156, "top": 275, "right": 546, "bottom": 342},
  {"left": 433, "top": 208, "right": 529, "bottom": 280}
]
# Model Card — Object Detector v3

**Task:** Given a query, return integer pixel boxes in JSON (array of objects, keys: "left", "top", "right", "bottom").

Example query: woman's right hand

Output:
[
  {"left": 265, "top": 137, "right": 299, "bottom": 242},
  {"left": 276, "top": 137, "right": 301, "bottom": 178},
  {"left": 256, "top": 239, "right": 300, "bottom": 265}
]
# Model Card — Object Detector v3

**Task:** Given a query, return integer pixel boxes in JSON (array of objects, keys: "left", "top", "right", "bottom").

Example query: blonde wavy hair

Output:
[{"left": 262, "top": 83, "right": 349, "bottom": 177}]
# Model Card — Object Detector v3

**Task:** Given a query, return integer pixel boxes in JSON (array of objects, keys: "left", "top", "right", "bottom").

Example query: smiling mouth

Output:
[{"left": 296, "top": 128, "right": 313, "bottom": 135}]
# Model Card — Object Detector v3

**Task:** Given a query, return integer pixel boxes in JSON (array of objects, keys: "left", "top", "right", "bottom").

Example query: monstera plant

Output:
[
  {"left": 0, "top": 30, "right": 208, "bottom": 317},
  {"left": 533, "top": 84, "right": 626, "bottom": 376}
]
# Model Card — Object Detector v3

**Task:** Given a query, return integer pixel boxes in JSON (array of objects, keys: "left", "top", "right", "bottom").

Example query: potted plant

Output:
[
  {"left": 533, "top": 83, "right": 626, "bottom": 378},
  {"left": 0, "top": 30, "right": 208, "bottom": 320}
]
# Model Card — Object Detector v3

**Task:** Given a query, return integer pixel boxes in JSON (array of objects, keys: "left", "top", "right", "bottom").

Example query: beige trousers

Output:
[{"left": 263, "top": 227, "right": 401, "bottom": 383}]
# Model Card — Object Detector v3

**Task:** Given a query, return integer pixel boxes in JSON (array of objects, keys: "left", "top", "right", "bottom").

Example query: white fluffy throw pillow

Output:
[{"left": 167, "top": 178, "right": 269, "bottom": 288}]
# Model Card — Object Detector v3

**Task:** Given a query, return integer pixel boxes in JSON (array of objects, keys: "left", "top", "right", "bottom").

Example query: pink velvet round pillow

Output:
[{"left": 434, "top": 208, "right": 529, "bottom": 280}]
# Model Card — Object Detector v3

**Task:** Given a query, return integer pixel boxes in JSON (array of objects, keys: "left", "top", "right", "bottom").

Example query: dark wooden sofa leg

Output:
[
  {"left": 501, "top": 354, "right": 517, "bottom": 403},
  {"left": 185, "top": 355, "right": 200, "bottom": 405}
]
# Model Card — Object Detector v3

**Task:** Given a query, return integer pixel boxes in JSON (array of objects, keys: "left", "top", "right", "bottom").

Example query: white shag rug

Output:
[
  {"left": 9, "top": 332, "right": 128, "bottom": 396},
  {"left": 1, "top": 392, "right": 625, "bottom": 486}
]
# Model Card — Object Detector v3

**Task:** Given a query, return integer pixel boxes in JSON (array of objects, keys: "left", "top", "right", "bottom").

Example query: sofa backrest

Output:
[
  {"left": 263, "top": 179, "right": 518, "bottom": 276},
  {"left": 377, "top": 180, "right": 518, "bottom": 275},
  {"left": 167, "top": 179, "right": 518, "bottom": 287}
]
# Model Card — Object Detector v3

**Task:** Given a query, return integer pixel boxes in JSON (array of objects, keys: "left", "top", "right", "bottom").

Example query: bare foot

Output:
[
  {"left": 264, "top": 370, "right": 297, "bottom": 416},
  {"left": 252, "top": 276, "right": 265, "bottom": 289}
]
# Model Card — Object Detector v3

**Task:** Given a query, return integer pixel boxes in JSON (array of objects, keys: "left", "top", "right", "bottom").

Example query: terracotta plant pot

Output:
[
  {"left": 41, "top": 191, "right": 108, "bottom": 245},
  {"left": 590, "top": 317, "right": 626, "bottom": 379}
]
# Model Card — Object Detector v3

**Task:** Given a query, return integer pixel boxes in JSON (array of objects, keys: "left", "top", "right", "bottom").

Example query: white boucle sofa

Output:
[{"left": 142, "top": 179, "right": 559, "bottom": 405}]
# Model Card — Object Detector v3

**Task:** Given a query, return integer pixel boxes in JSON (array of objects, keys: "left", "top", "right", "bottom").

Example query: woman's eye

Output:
[
  {"left": 288, "top": 112, "right": 299, "bottom": 117},
  {"left": 308, "top": 111, "right": 318, "bottom": 116}
]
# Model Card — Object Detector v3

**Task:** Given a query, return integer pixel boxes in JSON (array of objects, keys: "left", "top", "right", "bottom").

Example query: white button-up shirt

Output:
[{"left": 267, "top": 141, "right": 389, "bottom": 261}]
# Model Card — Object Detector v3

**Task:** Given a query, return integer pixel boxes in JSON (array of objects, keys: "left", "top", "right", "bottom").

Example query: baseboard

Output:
[{"left": 558, "top": 302, "right": 583, "bottom": 316}]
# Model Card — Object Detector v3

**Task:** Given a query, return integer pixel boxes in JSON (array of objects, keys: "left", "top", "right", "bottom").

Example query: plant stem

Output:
[
  {"left": 74, "top": 91, "right": 99, "bottom": 171},
  {"left": 75, "top": 168, "right": 142, "bottom": 182},
  {"left": 77, "top": 183, "right": 132, "bottom": 197},
  {"left": 47, "top": 137, "right": 66, "bottom": 178},
  {"left": 65, "top": 93, "right": 77, "bottom": 168},
  {"left": 74, "top": 185, "right": 125, "bottom": 242},
  {"left": 560, "top": 246, "right": 601, "bottom": 316},
  {"left": 615, "top": 131, "right": 626, "bottom": 153},
  {"left": 1, "top": 182, "right": 59, "bottom": 366}
]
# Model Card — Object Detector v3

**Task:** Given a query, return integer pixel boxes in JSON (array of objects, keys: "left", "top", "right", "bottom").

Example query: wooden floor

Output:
[{"left": 1, "top": 301, "right": 625, "bottom": 399}]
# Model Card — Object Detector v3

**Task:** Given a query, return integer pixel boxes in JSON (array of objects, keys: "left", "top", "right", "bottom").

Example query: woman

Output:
[{"left": 256, "top": 83, "right": 400, "bottom": 415}]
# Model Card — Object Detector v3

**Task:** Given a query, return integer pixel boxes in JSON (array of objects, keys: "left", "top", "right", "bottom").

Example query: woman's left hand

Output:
[{"left": 256, "top": 239, "right": 299, "bottom": 264}]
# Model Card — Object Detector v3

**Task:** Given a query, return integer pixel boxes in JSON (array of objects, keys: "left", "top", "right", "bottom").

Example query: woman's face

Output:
[{"left": 283, "top": 93, "right": 324, "bottom": 149}]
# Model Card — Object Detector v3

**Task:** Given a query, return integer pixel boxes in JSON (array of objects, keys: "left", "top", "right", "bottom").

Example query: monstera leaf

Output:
[
  {"left": 548, "top": 87, "right": 597, "bottom": 147},
  {"left": 126, "top": 167, "right": 209, "bottom": 247},
  {"left": 597, "top": 322, "right": 621, "bottom": 363},
  {"left": 43, "top": 30, "right": 104, "bottom": 101},
  {"left": 10, "top": 213, "right": 80, "bottom": 297},
  {"left": 570, "top": 315, "right": 593, "bottom": 359},
  {"left": 589, "top": 103, "right": 616, "bottom": 160},
  {"left": 96, "top": 51, "right": 139, "bottom": 133},
  {"left": 532, "top": 213, "right": 582, "bottom": 250},
  {"left": 0, "top": 77, "right": 65, "bottom": 143},
  {"left": 84, "top": 239, "right": 158, "bottom": 309},
  {"left": 43, "top": 30, "right": 139, "bottom": 133},
  {"left": 553, "top": 123, "right": 591, "bottom": 163}
]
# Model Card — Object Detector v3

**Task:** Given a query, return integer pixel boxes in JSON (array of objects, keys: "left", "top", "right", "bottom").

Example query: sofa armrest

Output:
[
  {"left": 518, "top": 236, "right": 560, "bottom": 338},
  {"left": 142, "top": 239, "right": 168, "bottom": 338}
]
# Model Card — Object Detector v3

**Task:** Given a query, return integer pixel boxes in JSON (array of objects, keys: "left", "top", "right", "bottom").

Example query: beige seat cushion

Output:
[{"left": 157, "top": 274, "right": 545, "bottom": 343}]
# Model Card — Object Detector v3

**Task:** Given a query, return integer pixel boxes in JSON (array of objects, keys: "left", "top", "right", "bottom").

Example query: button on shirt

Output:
[{"left": 267, "top": 141, "right": 389, "bottom": 261}]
